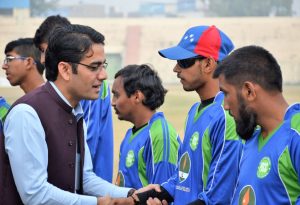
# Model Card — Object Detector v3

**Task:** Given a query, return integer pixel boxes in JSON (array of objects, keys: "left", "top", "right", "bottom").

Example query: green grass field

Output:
[{"left": 1, "top": 84, "right": 300, "bottom": 180}]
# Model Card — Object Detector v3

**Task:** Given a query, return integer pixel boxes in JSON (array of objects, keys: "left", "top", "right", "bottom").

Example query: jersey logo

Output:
[
  {"left": 126, "top": 150, "right": 135, "bottom": 167},
  {"left": 189, "top": 132, "right": 199, "bottom": 151},
  {"left": 179, "top": 152, "right": 191, "bottom": 182},
  {"left": 239, "top": 185, "right": 256, "bottom": 205},
  {"left": 257, "top": 157, "right": 271, "bottom": 178},
  {"left": 115, "top": 171, "right": 125, "bottom": 187}
]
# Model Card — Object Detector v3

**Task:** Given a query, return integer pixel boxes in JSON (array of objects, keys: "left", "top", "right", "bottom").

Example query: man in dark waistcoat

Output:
[{"left": 0, "top": 24, "right": 145, "bottom": 205}]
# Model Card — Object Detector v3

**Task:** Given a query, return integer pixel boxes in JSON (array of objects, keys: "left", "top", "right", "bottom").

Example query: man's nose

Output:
[{"left": 97, "top": 68, "right": 108, "bottom": 81}]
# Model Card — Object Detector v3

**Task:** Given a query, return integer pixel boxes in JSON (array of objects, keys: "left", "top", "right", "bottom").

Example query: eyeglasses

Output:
[
  {"left": 177, "top": 56, "right": 206, "bottom": 69},
  {"left": 70, "top": 61, "right": 108, "bottom": 72},
  {"left": 3, "top": 56, "right": 27, "bottom": 64}
]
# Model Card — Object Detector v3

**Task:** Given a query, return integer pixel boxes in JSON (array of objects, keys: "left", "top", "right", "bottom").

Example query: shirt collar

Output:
[{"left": 49, "top": 81, "right": 83, "bottom": 120}]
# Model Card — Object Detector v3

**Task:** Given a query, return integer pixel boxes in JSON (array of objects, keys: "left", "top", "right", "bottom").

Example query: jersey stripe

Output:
[
  {"left": 278, "top": 146, "right": 300, "bottom": 205},
  {"left": 202, "top": 128, "right": 212, "bottom": 189},
  {"left": 101, "top": 80, "right": 109, "bottom": 99},
  {"left": 138, "top": 147, "right": 148, "bottom": 186},
  {"left": 150, "top": 119, "right": 164, "bottom": 163}
]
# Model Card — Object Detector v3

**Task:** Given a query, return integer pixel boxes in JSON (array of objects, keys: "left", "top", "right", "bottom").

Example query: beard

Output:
[{"left": 235, "top": 95, "right": 257, "bottom": 140}]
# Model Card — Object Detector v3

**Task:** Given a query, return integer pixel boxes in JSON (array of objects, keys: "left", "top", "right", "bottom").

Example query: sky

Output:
[
  {"left": 59, "top": 0, "right": 177, "bottom": 13},
  {"left": 58, "top": 0, "right": 300, "bottom": 16}
]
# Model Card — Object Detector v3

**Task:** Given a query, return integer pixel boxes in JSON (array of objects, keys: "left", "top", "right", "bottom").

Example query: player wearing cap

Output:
[{"left": 132, "top": 25, "right": 243, "bottom": 205}]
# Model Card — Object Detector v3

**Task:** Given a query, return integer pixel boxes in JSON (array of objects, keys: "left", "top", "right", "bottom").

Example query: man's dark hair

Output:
[
  {"left": 33, "top": 15, "right": 71, "bottom": 49},
  {"left": 45, "top": 24, "right": 105, "bottom": 81},
  {"left": 213, "top": 45, "right": 283, "bottom": 92},
  {"left": 114, "top": 64, "right": 167, "bottom": 110},
  {"left": 4, "top": 38, "right": 44, "bottom": 74}
]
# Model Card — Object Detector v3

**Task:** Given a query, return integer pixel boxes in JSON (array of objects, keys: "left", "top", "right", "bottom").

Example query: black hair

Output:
[
  {"left": 45, "top": 24, "right": 105, "bottom": 81},
  {"left": 33, "top": 15, "right": 71, "bottom": 48},
  {"left": 4, "top": 38, "right": 44, "bottom": 74},
  {"left": 114, "top": 64, "right": 167, "bottom": 110},
  {"left": 213, "top": 45, "right": 282, "bottom": 92}
]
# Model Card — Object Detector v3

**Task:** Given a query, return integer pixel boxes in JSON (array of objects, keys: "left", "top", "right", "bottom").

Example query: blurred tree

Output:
[
  {"left": 207, "top": 0, "right": 292, "bottom": 16},
  {"left": 272, "top": 0, "right": 293, "bottom": 16},
  {"left": 30, "top": 0, "right": 59, "bottom": 17}
]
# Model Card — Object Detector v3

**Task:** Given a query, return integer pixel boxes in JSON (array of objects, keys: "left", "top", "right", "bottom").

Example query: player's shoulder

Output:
[{"left": 290, "top": 112, "right": 300, "bottom": 133}]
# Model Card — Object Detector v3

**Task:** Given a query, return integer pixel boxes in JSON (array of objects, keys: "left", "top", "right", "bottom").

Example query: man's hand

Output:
[
  {"left": 97, "top": 196, "right": 135, "bottom": 205},
  {"left": 97, "top": 196, "right": 112, "bottom": 205},
  {"left": 146, "top": 197, "right": 168, "bottom": 205}
]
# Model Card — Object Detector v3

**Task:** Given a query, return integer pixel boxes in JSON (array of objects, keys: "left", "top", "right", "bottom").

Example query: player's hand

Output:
[
  {"left": 135, "top": 184, "right": 161, "bottom": 194},
  {"left": 129, "top": 184, "right": 161, "bottom": 205},
  {"left": 146, "top": 197, "right": 168, "bottom": 205}
]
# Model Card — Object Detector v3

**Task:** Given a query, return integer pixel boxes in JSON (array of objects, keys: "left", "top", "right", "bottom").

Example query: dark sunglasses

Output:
[{"left": 177, "top": 56, "right": 206, "bottom": 69}]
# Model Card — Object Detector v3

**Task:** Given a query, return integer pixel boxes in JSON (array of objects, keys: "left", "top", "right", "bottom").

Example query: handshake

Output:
[{"left": 97, "top": 185, "right": 173, "bottom": 205}]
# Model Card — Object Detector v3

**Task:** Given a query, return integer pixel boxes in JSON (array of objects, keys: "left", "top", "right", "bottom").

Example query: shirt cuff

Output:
[{"left": 79, "top": 195, "right": 97, "bottom": 205}]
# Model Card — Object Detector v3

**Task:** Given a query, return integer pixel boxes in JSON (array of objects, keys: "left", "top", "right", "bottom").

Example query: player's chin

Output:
[
  {"left": 117, "top": 114, "right": 125, "bottom": 121},
  {"left": 182, "top": 85, "right": 194, "bottom": 92},
  {"left": 114, "top": 110, "right": 122, "bottom": 119},
  {"left": 6, "top": 77, "right": 17, "bottom": 86}
]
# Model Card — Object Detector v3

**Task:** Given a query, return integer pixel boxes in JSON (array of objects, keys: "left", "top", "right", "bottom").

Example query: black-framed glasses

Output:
[
  {"left": 3, "top": 56, "right": 27, "bottom": 64},
  {"left": 177, "top": 56, "right": 206, "bottom": 69},
  {"left": 70, "top": 61, "right": 108, "bottom": 72}
]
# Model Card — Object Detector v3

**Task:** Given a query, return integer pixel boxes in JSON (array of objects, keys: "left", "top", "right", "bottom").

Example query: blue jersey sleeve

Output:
[
  {"left": 160, "top": 170, "right": 178, "bottom": 198},
  {"left": 143, "top": 118, "right": 181, "bottom": 187},
  {"left": 290, "top": 113, "right": 300, "bottom": 185},
  {"left": 80, "top": 81, "right": 114, "bottom": 182},
  {"left": 161, "top": 141, "right": 183, "bottom": 198},
  {"left": 290, "top": 129, "right": 300, "bottom": 197},
  {"left": 198, "top": 110, "right": 242, "bottom": 205}
]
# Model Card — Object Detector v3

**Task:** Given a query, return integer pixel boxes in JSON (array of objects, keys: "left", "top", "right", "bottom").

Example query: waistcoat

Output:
[{"left": 0, "top": 82, "right": 85, "bottom": 204}]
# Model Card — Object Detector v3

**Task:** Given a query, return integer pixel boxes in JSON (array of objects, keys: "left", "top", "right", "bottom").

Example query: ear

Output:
[
  {"left": 242, "top": 81, "right": 257, "bottom": 101},
  {"left": 202, "top": 57, "right": 217, "bottom": 74},
  {"left": 133, "top": 90, "right": 145, "bottom": 104},
  {"left": 57, "top": 62, "right": 72, "bottom": 81},
  {"left": 24, "top": 57, "right": 35, "bottom": 70}
]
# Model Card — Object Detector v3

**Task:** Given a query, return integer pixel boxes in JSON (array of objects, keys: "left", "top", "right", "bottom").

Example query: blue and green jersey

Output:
[
  {"left": 116, "top": 112, "right": 181, "bottom": 189},
  {"left": 285, "top": 103, "right": 300, "bottom": 130},
  {"left": 0, "top": 97, "right": 10, "bottom": 121},
  {"left": 231, "top": 114, "right": 300, "bottom": 205},
  {"left": 162, "top": 92, "right": 242, "bottom": 205},
  {"left": 80, "top": 80, "right": 114, "bottom": 182}
]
